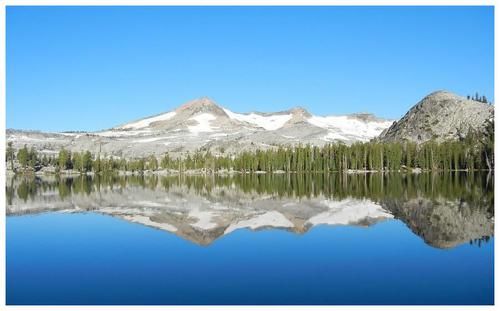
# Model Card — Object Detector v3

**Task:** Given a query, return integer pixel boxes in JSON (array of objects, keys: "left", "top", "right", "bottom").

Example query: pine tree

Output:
[
  {"left": 6, "top": 142, "right": 15, "bottom": 170},
  {"left": 93, "top": 155, "right": 102, "bottom": 173},
  {"left": 58, "top": 148, "right": 71, "bottom": 170},
  {"left": 73, "top": 152, "right": 83, "bottom": 173},
  {"left": 148, "top": 155, "right": 158, "bottom": 171},
  {"left": 17, "top": 145, "right": 29, "bottom": 169},
  {"left": 82, "top": 151, "right": 92, "bottom": 172}
]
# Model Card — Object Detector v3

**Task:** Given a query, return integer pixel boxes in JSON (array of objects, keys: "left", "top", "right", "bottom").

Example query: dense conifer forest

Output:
[{"left": 6, "top": 121, "right": 494, "bottom": 174}]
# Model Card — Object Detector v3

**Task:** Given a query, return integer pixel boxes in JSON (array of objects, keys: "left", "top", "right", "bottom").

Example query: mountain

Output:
[
  {"left": 381, "top": 197, "right": 493, "bottom": 249},
  {"left": 7, "top": 97, "right": 393, "bottom": 158},
  {"left": 7, "top": 176, "right": 492, "bottom": 249},
  {"left": 9, "top": 91, "right": 490, "bottom": 159},
  {"left": 378, "top": 91, "right": 494, "bottom": 143},
  {"left": 6, "top": 181, "right": 393, "bottom": 246}
]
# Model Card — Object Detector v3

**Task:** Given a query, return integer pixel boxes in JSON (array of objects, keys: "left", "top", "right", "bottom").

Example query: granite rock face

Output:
[
  {"left": 381, "top": 197, "right": 493, "bottom": 249},
  {"left": 379, "top": 91, "right": 494, "bottom": 143}
]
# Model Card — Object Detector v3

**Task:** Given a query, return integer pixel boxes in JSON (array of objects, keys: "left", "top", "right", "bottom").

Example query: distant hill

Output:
[{"left": 378, "top": 90, "right": 494, "bottom": 143}]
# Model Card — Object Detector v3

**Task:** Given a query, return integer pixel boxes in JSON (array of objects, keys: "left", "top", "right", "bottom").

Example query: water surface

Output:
[{"left": 6, "top": 173, "right": 494, "bottom": 305}]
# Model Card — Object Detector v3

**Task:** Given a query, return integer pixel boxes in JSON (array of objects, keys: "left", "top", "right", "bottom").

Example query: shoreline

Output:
[{"left": 7, "top": 167, "right": 492, "bottom": 178}]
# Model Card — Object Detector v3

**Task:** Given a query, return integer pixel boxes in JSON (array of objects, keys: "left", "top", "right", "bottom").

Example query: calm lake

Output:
[{"left": 6, "top": 173, "right": 494, "bottom": 305}]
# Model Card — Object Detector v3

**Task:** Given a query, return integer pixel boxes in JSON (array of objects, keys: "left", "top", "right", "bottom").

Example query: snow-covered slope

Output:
[
  {"left": 117, "top": 111, "right": 177, "bottom": 130},
  {"left": 308, "top": 115, "right": 394, "bottom": 142},
  {"left": 187, "top": 113, "right": 218, "bottom": 134},
  {"left": 224, "top": 211, "right": 295, "bottom": 234},
  {"left": 7, "top": 97, "right": 394, "bottom": 158},
  {"left": 307, "top": 199, "right": 393, "bottom": 226},
  {"left": 222, "top": 108, "right": 293, "bottom": 131}
]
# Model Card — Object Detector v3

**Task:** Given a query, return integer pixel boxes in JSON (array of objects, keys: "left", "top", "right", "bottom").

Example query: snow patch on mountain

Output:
[
  {"left": 133, "top": 137, "right": 167, "bottom": 143},
  {"left": 322, "top": 132, "right": 348, "bottom": 141},
  {"left": 224, "top": 211, "right": 294, "bottom": 234},
  {"left": 122, "top": 215, "right": 178, "bottom": 232},
  {"left": 223, "top": 108, "right": 292, "bottom": 131},
  {"left": 307, "top": 199, "right": 393, "bottom": 226},
  {"left": 98, "top": 129, "right": 152, "bottom": 137},
  {"left": 308, "top": 115, "right": 393, "bottom": 141},
  {"left": 189, "top": 209, "right": 218, "bottom": 230},
  {"left": 210, "top": 133, "right": 230, "bottom": 138},
  {"left": 188, "top": 113, "right": 218, "bottom": 134},
  {"left": 119, "top": 111, "right": 177, "bottom": 130}
]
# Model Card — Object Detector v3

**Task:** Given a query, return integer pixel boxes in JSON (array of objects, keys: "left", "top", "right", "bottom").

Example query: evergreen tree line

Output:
[
  {"left": 8, "top": 172, "right": 493, "bottom": 217},
  {"left": 7, "top": 121, "right": 494, "bottom": 174},
  {"left": 466, "top": 92, "right": 492, "bottom": 104}
]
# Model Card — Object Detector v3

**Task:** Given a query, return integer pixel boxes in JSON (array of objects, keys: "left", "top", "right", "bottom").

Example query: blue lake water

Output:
[
  {"left": 5, "top": 174, "right": 495, "bottom": 305},
  {"left": 7, "top": 213, "right": 494, "bottom": 305}
]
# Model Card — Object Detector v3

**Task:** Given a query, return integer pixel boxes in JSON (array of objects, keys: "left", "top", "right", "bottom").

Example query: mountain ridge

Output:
[
  {"left": 6, "top": 90, "right": 493, "bottom": 159},
  {"left": 112, "top": 97, "right": 393, "bottom": 132}
]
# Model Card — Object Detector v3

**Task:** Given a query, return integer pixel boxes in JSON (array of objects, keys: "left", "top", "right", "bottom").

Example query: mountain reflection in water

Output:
[{"left": 6, "top": 172, "right": 494, "bottom": 249}]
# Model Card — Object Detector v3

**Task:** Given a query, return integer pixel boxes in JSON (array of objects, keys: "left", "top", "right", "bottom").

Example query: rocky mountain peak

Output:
[
  {"left": 176, "top": 97, "right": 227, "bottom": 117},
  {"left": 423, "top": 90, "right": 458, "bottom": 100},
  {"left": 379, "top": 90, "right": 494, "bottom": 143},
  {"left": 283, "top": 106, "right": 312, "bottom": 126},
  {"left": 289, "top": 106, "right": 312, "bottom": 118},
  {"left": 347, "top": 113, "right": 384, "bottom": 122},
  {"left": 411, "top": 90, "right": 465, "bottom": 111}
]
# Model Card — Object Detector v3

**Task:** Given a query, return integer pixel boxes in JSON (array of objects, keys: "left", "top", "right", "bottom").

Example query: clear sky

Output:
[{"left": 7, "top": 6, "right": 494, "bottom": 132}]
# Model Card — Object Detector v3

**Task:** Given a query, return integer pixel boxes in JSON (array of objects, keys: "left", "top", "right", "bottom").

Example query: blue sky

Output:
[{"left": 7, "top": 6, "right": 494, "bottom": 132}]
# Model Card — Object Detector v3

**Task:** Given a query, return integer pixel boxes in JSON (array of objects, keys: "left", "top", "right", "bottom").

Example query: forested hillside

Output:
[{"left": 7, "top": 120, "right": 493, "bottom": 174}]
